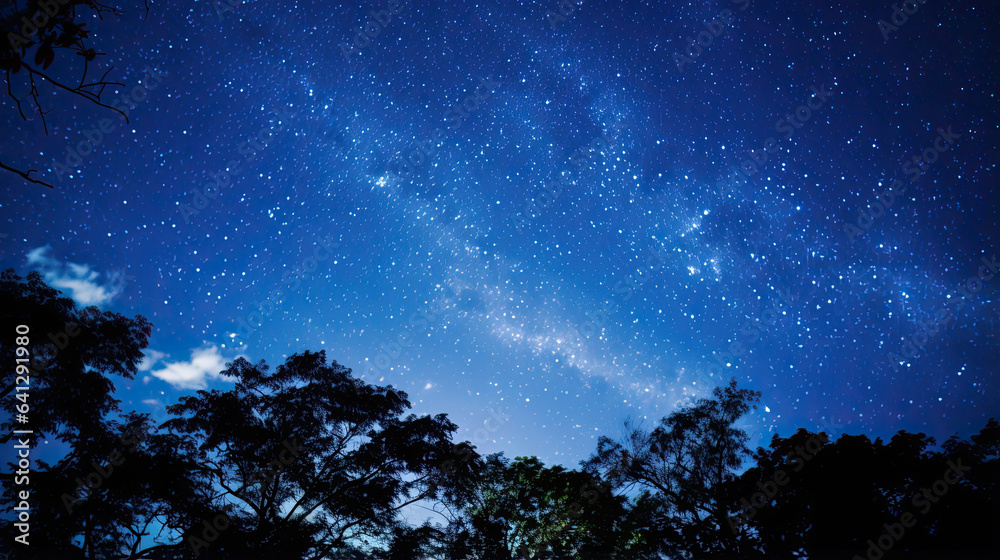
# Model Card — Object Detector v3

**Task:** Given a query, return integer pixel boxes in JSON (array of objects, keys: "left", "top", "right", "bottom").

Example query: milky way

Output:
[{"left": 1, "top": 0, "right": 997, "bottom": 466}]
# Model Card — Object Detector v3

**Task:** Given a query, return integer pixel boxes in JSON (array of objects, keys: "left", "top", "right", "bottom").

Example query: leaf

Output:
[
  {"left": 34, "top": 44, "right": 48, "bottom": 67},
  {"left": 34, "top": 43, "right": 54, "bottom": 69},
  {"left": 42, "top": 48, "right": 55, "bottom": 69},
  {"left": 55, "top": 32, "right": 76, "bottom": 48}
]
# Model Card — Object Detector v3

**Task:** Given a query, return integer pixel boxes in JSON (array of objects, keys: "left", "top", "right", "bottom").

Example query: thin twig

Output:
[{"left": 0, "top": 160, "right": 54, "bottom": 188}]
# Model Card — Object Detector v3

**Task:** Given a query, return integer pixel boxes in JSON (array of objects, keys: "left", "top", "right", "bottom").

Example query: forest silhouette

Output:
[{"left": 1, "top": 269, "right": 997, "bottom": 559}]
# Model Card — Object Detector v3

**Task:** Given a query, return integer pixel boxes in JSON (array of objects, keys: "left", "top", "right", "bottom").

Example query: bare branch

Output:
[
  {"left": 23, "top": 64, "right": 128, "bottom": 122},
  {"left": 0, "top": 160, "right": 54, "bottom": 188},
  {"left": 1, "top": 0, "right": 140, "bottom": 187}
]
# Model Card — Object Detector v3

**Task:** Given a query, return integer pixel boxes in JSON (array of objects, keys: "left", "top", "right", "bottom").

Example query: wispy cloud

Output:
[
  {"left": 138, "top": 349, "right": 168, "bottom": 372},
  {"left": 150, "top": 345, "right": 236, "bottom": 390},
  {"left": 26, "top": 246, "right": 126, "bottom": 306}
]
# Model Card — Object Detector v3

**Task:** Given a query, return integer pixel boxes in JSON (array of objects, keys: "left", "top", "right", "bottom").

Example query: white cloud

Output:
[
  {"left": 151, "top": 346, "right": 234, "bottom": 390},
  {"left": 138, "top": 349, "right": 167, "bottom": 372},
  {"left": 26, "top": 246, "right": 125, "bottom": 306}
]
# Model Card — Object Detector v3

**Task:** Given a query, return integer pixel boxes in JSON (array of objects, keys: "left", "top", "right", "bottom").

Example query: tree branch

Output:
[{"left": 0, "top": 160, "right": 53, "bottom": 188}]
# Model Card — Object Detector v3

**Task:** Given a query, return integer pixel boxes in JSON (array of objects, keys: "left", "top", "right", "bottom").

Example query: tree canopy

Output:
[{"left": 1, "top": 271, "right": 997, "bottom": 560}]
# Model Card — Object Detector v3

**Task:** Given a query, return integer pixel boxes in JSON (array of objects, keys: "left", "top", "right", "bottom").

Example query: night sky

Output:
[{"left": 2, "top": 0, "right": 998, "bottom": 469}]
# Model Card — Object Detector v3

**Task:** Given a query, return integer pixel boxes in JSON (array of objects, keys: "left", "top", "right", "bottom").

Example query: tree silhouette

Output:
[
  {"left": 0, "top": 269, "right": 152, "bottom": 444},
  {"left": 155, "top": 351, "right": 474, "bottom": 559},
  {"left": 0, "top": 268, "right": 158, "bottom": 559},
  {"left": 2, "top": 271, "right": 996, "bottom": 559},
  {"left": 436, "top": 453, "right": 627, "bottom": 560},
  {"left": 1, "top": 0, "right": 148, "bottom": 188},
  {"left": 584, "top": 378, "right": 762, "bottom": 559},
  {"left": 736, "top": 421, "right": 999, "bottom": 559}
]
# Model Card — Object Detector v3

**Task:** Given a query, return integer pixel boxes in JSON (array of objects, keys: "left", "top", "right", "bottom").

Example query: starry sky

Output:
[{"left": 1, "top": 0, "right": 998, "bottom": 468}]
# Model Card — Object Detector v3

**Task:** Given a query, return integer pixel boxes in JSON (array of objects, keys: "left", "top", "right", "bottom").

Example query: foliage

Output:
[
  {"left": 1, "top": 273, "right": 997, "bottom": 560},
  {"left": 156, "top": 350, "right": 473, "bottom": 559},
  {"left": 0, "top": 1, "right": 148, "bottom": 188},
  {"left": 584, "top": 378, "right": 762, "bottom": 559}
]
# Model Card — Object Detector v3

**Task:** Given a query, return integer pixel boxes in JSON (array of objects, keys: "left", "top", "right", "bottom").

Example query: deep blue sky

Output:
[{"left": 2, "top": 0, "right": 998, "bottom": 469}]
